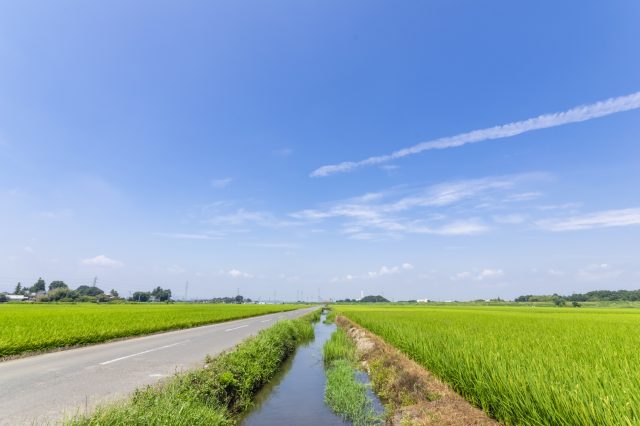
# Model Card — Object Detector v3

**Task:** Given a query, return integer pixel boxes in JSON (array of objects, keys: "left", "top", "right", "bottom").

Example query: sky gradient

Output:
[{"left": 1, "top": 1, "right": 639, "bottom": 301}]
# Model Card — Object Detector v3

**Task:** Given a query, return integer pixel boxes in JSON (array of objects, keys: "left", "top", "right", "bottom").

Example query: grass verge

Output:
[
  {"left": 323, "top": 327, "right": 380, "bottom": 425},
  {"left": 69, "top": 309, "right": 320, "bottom": 425}
]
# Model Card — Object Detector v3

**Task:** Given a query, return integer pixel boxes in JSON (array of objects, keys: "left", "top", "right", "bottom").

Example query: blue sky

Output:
[{"left": 1, "top": 1, "right": 639, "bottom": 301}]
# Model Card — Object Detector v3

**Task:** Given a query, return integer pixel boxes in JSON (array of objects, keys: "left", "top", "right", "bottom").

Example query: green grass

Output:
[
  {"left": 335, "top": 304, "right": 640, "bottom": 425},
  {"left": 323, "top": 309, "right": 337, "bottom": 324},
  {"left": 70, "top": 311, "right": 318, "bottom": 425},
  {"left": 0, "top": 303, "right": 305, "bottom": 357},
  {"left": 323, "top": 327, "right": 379, "bottom": 425},
  {"left": 323, "top": 325, "right": 356, "bottom": 366}
]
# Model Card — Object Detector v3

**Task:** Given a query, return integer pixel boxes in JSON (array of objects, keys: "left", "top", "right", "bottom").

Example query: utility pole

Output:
[
  {"left": 183, "top": 281, "right": 189, "bottom": 301},
  {"left": 93, "top": 276, "right": 98, "bottom": 287}
]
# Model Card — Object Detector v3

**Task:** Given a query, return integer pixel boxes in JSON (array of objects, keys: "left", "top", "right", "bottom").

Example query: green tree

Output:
[
  {"left": 131, "top": 291, "right": 151, "bottom": 302},
  {"left": 47, "top": 287, "right": 77, "bottom": 301},
  {"left": 14, "top": 282, "right": 22, "bottom": 295},
  {"left": 96, "top": 293, "right": 111, "bottom": 303},
  {"left": 30, "top": 278, "right": 46, "bottom": 293},
  {"left": 151, "top": 286, "right": 172, "bottom": 302},
  {"left": 360, "top": 295, "right": 389, "bottom": 303},
  {"left": 76, "top": 285, "right": 104, "bottom": 296},
  {"left": 109, "top": 289, "right": 119, "bottom": 298},
  {"left": 49, "top": 281, "right": 68, "bottom": 291}
]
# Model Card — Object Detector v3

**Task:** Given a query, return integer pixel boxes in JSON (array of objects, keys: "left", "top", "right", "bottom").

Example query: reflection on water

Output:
[
  {"left": 241, "top": 314, "right": 349, "bottom": 426},
  {"left": 355, "top": 370, "right": 385, "bottom": 419}
]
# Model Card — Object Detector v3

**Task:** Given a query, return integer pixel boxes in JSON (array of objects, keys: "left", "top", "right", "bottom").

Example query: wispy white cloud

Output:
[
  {"left": 367, "top": 262, "right": 414, "bottom": 278},
  {"left": 81, "top": 255, "right": 124, "bottom": 268},
  {"left": 228, "top": 268, "right": 253, "bottom": 279},
  {"left": 199, "top": 200, "right": 300, "bottom": 230},
  {"left": 211, "top": 177, "right": 233, "bottom": 189},
  {"left": 239, "top": 242, "right": 300, "bottom": 249},
  {"left": 577, "top": 263, "right": 623, "bottom": 281},
  {"left": 506, "top": 192, "right": 542, "bottom": 202},
  {"left": 206, "top": 208, "right": 297, "bottom": 228},
  {"left": 35, "top": 209, "right": 73, "bottom": 219},
  {"left": 311, "top": 91, "right": 640, "bottom": 177},
  {"left": 432, "top": 220, "right": 488, "bottom": 235},
  {"left": 537, "top": 208, "right": 640, "bottom": 231},
  {"left": 331, "top": 262, "right": 414, "bottom": 283},
  {"left": 547, "top": 268, "right": 565, "bottom": 277},
  {"left": 154, "top": 232, "right": 221, "bottom": 240},
  {"left": 535, "top": 202, "right": 582, "bottom": 211},
  {"left": 292, "top": 174, "right": 542, "bottom": 238},
  {"left": 451, "top": 268, "right": 504, "bottom": 281},
  {"left": 167, "top": 201, "right": 301, "bottom": 243},
  {"left": 167, "top": 264, "right": 186, "bottom": 274},
  {"left": 492, "top": 214, "right": 527, "bottom": 224}
]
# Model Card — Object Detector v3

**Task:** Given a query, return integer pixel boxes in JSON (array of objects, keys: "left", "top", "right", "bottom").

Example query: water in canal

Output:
[{"left": 241, "top": 313, "right": 349, "bottom": 425}]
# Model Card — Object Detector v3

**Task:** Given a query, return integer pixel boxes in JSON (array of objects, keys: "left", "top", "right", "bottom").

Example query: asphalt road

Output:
[{"left": 0, "top": 306, "right": 318, "bottom": 425}]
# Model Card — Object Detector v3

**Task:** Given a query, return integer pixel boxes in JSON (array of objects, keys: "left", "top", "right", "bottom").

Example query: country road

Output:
[{"left": 0, "top": 306, "right": 318, "bottom": 425}]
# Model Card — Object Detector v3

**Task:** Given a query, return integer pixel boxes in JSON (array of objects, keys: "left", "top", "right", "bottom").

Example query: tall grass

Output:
[
  {"left": 70, "top": 312, "right": 318, "bottom": 425},
  {"left": 323, "top": 326, "right": 356, "bottom": 365},
  {"left": 323, "top": 327, "right": 379, "bottom": 425},
  {"left": 0, "top": 303, "right": 303, "bottom": 357},
  {"left": 336, "top": 305, "right": 640, "bottom": 425}
]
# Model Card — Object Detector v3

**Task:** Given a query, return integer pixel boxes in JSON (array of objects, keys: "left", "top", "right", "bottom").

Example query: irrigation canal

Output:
[{"left": 242, "top": 312, "right": 382, "bottom": 425}]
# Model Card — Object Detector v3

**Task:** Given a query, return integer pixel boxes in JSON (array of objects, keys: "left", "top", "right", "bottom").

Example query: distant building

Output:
[
  {"left": 416, "top": 298, "right": 429, "bottom": 303},
  {"left": 6, "top": 294, "right": 27, "bottom": 301}
]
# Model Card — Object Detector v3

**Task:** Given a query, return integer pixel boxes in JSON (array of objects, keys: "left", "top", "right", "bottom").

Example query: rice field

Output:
[
  {"left": 334, "top": 305, "right": 640, "bottom": 425},
  {"left": 0, "top": 303, "right": 301, "bottom": 357}
]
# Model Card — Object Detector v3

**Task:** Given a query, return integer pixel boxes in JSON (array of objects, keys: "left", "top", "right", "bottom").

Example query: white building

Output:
[{"left": 5, "top": 294, "right": 27, "bottom": 301}]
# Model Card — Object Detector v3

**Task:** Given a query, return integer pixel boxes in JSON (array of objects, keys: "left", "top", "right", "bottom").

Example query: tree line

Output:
[
  {"left": 336, "top": 295, "right": 390, "bottom": 303},
  {"left": 1, "top": 278, "right": 172, "bottom": 303},
  {"left": 515, "top": 289, "right": 640, "bottom": 304}
]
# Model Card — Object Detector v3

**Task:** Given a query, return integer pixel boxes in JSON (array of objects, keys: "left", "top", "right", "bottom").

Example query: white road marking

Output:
[
  {"left": 260, "top": 319, "right": 272, "bottom": 323},
  {"left": 225, "top": 324, "right": 249, "bottom": 332},
  {"left": 99, "top": 341, "right": 188, "bottom": 365}
]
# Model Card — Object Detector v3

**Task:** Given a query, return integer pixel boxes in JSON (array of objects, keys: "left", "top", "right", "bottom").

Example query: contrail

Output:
[{"left": 311, "top": 91, "right": 640, "bottom": 177}]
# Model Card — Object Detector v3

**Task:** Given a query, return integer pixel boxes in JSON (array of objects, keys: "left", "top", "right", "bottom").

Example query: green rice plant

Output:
[
  {"left": 335, "top": 305, "right": 640, "bottom": 426},
  {"left": 70, "top": 312, "right": 318, "bottom": 425},
  {"left": 0, "top": 303, "right": 304, "bottom": 357}
]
